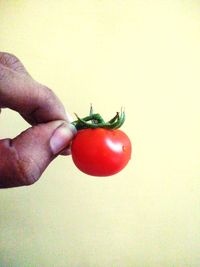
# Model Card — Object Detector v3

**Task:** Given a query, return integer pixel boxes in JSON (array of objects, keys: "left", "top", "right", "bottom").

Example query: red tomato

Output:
[{"left": 71, "top": 128, "right": 131, "bottom": 176}]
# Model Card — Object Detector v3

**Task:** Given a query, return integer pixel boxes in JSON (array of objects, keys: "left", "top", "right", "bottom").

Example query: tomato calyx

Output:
[{"left": 71, "top": 106, "right": 125, "bottom": 131}]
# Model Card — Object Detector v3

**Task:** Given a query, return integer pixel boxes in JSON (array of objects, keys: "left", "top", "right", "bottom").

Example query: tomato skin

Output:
[{"left": 71, "top": 128, "right": 131, "bottom": 176}]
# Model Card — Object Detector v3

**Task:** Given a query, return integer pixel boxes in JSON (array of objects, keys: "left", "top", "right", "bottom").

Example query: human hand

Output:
[{"left": 0, "top": 52, "right": 76, "bottom": 188}]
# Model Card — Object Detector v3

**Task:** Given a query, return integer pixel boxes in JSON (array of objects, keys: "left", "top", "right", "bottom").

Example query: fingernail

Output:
[{"left": 50, "top": 123, "right": 76, "bottom": 155}]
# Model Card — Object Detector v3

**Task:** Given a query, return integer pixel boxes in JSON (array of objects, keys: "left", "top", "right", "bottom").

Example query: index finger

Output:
[{"left": 0, "top": 63, "right": 70, "bottom": 125}]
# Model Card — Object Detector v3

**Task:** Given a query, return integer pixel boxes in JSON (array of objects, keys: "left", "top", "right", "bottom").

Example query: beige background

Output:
[{"left": 1, "top": 1, "right": 200, "bottom": 266}]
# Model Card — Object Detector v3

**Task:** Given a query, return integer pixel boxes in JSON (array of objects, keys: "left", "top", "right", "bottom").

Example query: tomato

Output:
[{"left": 71, "top": 128, "right": 131, "bottom": 176}]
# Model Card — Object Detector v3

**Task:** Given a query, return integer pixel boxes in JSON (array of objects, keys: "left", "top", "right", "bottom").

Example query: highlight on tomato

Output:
[{"left": 71, "top": 106, "right": 132, "bottom": 177}]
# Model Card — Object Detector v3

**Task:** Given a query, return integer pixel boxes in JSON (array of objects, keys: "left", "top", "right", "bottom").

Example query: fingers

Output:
[
  {"left": 0, "top": 52, "right": 29, "bottom": 74},
  {"left": 0, "top": 58, "right": 69, "bottom": 125},
  {"left": 0, "top": 52, "right": 75, "bottom": 188},
  {"left": 0, "top": 121, "right": 76, "bottom": 188}
]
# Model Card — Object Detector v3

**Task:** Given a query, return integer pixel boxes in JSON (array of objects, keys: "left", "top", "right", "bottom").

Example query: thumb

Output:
[{"left": 0, "top": 121, "right": 76, "bottom": 188}]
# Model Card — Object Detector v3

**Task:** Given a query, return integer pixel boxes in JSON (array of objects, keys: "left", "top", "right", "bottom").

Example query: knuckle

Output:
[
  {"left": 43, "top": 86, "right": 59, "bottom": 107},
  {"left": 43, "top": 86, "right": 65, "bottom": 112},
  {"left": 2, "top": 139, "right": 40, "bottom": 186},
  {"left": 0, "top": 52, "right": 19, "bottom": 64},
  {"left": 15, "top": 159, "right": 38, "bottom": 186},
  {"left": 37, "top": 85, "right": 55, "bottom": 105},
  {"left": 14, "top": 163, "right": 35, "bottom": 186},
  {"left": 0, "top": 52, "right": 26, "bottom": 73},
  {"left": 14, "top": 154, "right": 40, "bottom": 186},
  {"left": 43, "top": 86, "right": 55, "bottom": 100},
  {"left": 0, "top": 63, "right": 7, "bottom": 81}
]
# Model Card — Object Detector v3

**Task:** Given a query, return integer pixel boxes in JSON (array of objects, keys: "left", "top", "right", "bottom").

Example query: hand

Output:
[{"left": 0, "top": 52, "right": 76, "bottom": 188}]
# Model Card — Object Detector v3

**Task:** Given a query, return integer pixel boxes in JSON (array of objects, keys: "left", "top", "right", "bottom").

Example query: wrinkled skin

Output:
[{"left": 0, "top": 52, "right": 73, "bottom": 188}]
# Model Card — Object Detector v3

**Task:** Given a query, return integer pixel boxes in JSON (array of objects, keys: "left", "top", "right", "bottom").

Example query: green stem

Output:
[{"left": 71, "top": 109, "right": 125, "bottom": 131}]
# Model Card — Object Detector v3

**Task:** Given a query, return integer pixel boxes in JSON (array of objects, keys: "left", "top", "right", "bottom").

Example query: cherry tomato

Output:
[{"left": 71, "top": 128, "right": 131, "bottom": 176}]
